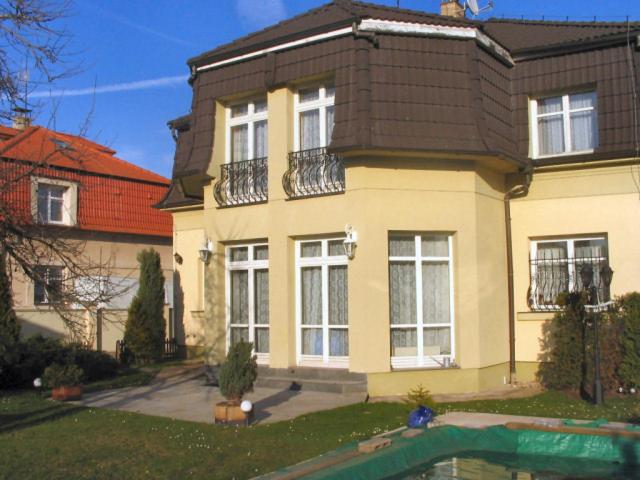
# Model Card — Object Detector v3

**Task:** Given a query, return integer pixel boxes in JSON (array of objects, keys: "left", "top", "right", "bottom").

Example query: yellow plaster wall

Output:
[{"left": 511, "top": 162, "right": 640, "bottom": 372}]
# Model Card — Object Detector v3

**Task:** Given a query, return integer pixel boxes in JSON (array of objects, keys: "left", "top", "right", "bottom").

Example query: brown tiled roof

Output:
[{"left": 483, "top": 18, "right": 640, "bottom": 53}]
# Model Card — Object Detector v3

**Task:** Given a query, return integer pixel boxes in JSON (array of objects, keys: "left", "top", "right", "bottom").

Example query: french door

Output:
[{"left": 296, "top": 238, "right": 348, "bottom": 368}]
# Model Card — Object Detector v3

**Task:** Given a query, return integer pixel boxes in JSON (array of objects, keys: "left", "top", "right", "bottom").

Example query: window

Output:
[
  {"left": 34, "top": 266, "right": 64, "bottom": 305},
  {"left": 389, "top": 234, "right": 454, "bottom": 369},
  {"left": 226, "top": 98, "right": 268, "bottom": 163},
  {"left": 296, "top": 239, "right": 348, "bottom": 368},
  {"left": 530, "top": 91, "right": 598, "bottom": 158},
  {"left": 529, "top": 236, "right": 609, "bottom": 311},
  {"left": 37, "top": 183, "right": 67, "bottom": 224},
  {"left": 226, "top": 244, "right": 269, "bottom": 364},
  {"left": 294, "top": 83, "right": 335, "bottom": 151}
]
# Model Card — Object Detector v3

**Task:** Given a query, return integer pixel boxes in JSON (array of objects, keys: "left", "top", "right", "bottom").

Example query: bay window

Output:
[
  {"left": 530, "top": 91, "right": 598, "bottom": 158},
  {"left": 296, "top": 238, "right": 348, "bottom": 368},
  {"left": 226, "top": 243, "right": 269, "bottom": 363},
  {"left": 389, "top": 234, "right": 455, "bottom": 369}
]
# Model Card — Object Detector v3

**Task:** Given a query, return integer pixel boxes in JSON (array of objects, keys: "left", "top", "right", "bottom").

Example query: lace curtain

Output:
[
  {"left": 253, "top": 120, "right": 268, "bottom": 158},
  {"left": 254, "top": 269, "right": 269, "bottom": 353},
  {"left": 231, "top": 125, "right": 248, "bottom": 162},
  {"left": 300, "top": 110, "right": 320, "bottom": 150}
]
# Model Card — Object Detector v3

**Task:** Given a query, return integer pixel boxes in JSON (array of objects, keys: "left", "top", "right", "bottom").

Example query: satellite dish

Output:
[{"left": 465, "top": 0, "right": 493, "bottom": 16}]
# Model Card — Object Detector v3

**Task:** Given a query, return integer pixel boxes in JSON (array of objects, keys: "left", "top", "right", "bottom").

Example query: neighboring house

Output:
[
  {"left": 1, "top": 121, "right": 174, "bottom": 352},
  {"left": 157, "top": 0, "right": 640, "bottom": 395}
]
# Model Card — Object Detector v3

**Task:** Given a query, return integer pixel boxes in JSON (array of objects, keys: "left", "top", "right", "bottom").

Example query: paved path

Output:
[{"left": 75, "top": 364, "right": 365, "bottom": 424}]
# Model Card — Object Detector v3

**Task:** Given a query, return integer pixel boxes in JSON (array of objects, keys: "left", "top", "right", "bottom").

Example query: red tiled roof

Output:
[{"left": 0, "top": 125, "right": 172, "bottom": 238}]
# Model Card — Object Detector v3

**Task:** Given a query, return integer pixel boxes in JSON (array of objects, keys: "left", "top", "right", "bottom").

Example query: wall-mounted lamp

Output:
[
  {"left": 198, "top": 239, "right": 213, "bottom": 264},
  {"left": 343, "top": 224, "right": 358, "bottom": 260},
  {"left": 173, "top": 252, "right": 183, "bottom": 265}
]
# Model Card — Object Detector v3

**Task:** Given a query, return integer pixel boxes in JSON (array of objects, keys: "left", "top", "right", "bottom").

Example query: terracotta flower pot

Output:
[
  {"left": 214, "top": 401, "right": 248, "bottom": 424},
  {"left": 51, "top": 385, "right": 83, "bottom": 401}
]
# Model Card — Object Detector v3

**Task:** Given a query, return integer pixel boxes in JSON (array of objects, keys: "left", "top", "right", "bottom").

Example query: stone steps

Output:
[{"left": 255, "top": 366, "right": 368, "bottom": 394}]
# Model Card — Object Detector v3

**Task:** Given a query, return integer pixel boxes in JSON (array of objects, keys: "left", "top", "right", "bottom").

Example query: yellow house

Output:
[{"left": 158, "top": 0, "right": 640, "bottom": 396}]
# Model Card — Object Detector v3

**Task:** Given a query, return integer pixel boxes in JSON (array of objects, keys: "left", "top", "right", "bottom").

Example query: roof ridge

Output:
[{"left": 351, "top": 0, "right": 477, "bottom": 26}]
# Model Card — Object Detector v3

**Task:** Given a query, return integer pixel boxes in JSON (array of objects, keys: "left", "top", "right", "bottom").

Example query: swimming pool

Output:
[{"left": 261, "top": 424, "right": 640, "bottom": 479}]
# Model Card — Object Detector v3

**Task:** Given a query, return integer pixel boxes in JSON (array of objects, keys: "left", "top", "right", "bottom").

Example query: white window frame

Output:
[
  {"left": 529, "top": 236, "right": 608, "bottom": 311},
  {"left": 295, "top": 238, "right": 348, "bottom": 369},
  {"left": 225, "top": 243, "right": 269, "bottom": 364},
  {"left": 293, "top": 83, "right": 335, "bottom": 152},
  {"left": 32, "top": 177, "right": 77, "bottom": 226},
  {"left": 530, "top": 91, "right": 597, "bottom": 159},
  {"left": 389, "top": 234, "right": 455, "bottom": 370},
  {"left": 33, "top": 265, "right": 64, "bottom": 305},
  {"left": 225, "top": 97, "right": 268, "bottom": 164}
]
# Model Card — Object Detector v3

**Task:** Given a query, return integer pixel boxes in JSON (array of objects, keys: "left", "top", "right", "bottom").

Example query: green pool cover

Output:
[{"left": 265, "top": 425, "right": 640, "bottom": 479}]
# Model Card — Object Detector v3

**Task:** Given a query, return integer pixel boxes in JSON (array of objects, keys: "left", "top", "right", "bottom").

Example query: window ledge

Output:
[
  {"left": 391, "top": 365, "right": 460, "bottom": 372},
  {"left": 532, "top": 149, "right": 594, "bottom": 161}
]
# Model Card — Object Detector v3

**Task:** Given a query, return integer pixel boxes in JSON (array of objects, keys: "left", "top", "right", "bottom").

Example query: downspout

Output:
[{"left": 504, "top": 167, "right": 533, "bottom": 384}]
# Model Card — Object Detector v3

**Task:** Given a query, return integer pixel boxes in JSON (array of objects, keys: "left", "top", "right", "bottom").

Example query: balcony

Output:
[
  {"left": 213, "top": 157, "right": 268, "bottom": 207},
  {"left": 282, "top": 147, "right": 345, "bottom": 199},
  {"left": 529, "top": 255, "right": 611, "bottom": 311}
]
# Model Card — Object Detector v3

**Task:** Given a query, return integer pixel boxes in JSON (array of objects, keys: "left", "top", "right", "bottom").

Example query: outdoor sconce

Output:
[
  {"left": 173, "top": 252, "right": 183, "bottom": 265},
  {"left": 198, "top": 239, "right": 213, "bottom": 264},
  {"left": 343, "top": 224, "right": 358, "bottom": 260}
]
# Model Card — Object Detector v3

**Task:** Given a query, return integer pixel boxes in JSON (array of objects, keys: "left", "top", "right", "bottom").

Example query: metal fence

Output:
[
  {"left": 115, "top": 338, "right": 181, "bottom": 363},
  {"left": 282, "top": 147, "right": 345, "bottom": 199},
  {"left": 528, "top": 255, "right": 611, "bottom": 311},
  {"left": 213, "top": 157, "right": 268, "bottom": 207}
]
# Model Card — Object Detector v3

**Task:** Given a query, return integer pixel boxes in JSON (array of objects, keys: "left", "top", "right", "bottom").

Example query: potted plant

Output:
[
  {"left": 43, "top": 363, "right": 84, "bottom": 401},
  {"left": 214, "top": 341, "right": 257, "bottom": 424}
]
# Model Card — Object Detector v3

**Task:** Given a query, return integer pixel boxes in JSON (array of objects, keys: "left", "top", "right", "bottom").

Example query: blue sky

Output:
[{"left": 26, "top": 0, "right": 640, "bottom": 178}]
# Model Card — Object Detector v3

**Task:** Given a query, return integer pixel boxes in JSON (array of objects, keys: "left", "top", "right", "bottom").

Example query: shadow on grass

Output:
[{"left": 0, "top": 401, "right": 83, "bottom": 434}]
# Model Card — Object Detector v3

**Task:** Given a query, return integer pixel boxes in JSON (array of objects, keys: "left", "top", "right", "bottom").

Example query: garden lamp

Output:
[
  {"left": 343, "top": 224, "right": 358, "bottom": 260},
  {"left": 198, "top": 239, "right": 213, "bottom": 264}
]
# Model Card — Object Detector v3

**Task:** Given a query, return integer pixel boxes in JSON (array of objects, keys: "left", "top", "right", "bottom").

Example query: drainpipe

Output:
[{"left": 504, "top": 167, "right": 533, "bottom": 384}]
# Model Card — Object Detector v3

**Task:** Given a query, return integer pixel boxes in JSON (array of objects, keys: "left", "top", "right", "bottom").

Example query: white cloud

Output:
[
  {"left": 31, "top": 75, "right": 189, "bottom": 98},
  {"left": 236, "top": 0, "right": 287, "bottom": 30}
]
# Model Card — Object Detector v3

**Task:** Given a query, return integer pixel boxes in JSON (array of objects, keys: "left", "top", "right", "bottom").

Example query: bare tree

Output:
[{"left": 0, "top": 1, "right": 129, "bottom": 343}]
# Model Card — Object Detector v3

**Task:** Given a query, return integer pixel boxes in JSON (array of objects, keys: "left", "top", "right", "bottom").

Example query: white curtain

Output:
[
  {"left": 301, "top": 242, "right": 322, "bottom": 258},
  {"left": 253, "top": 120, "right": 268, "bottom": 158},
  {"left": 302, "top": 328, "right": 322, "bottom": 355},
  {"left": 422, "top": 236, "right": 448, "bottom": 257},
  {"left": 389, "top": 262, "right": 416, "bottom": 325},
  {"left": 538, "top": 115, "right": 564, "bottom": 155},
  {"left": 231, "top": 125, "right": 248, "bottom": 162},
  {"left": 536, "top": 242, "right": 568, "bottom": 306},
  {"left": 424, "top": 327, "right": 451, "bottom": 355},
  {"left": 300, "top": 110, "right": 320, "bottom": 150},
  {"left": 254, "top": 327, "right": 269, "bottom": 354},
  {"left": 391, "top": 329, "right": 417, "bottom": 357},
  {"left": 328, "top": 265, "right": 348, "bottom": 357},
  {"left": 301, "top": 267, "right": 322, "bottom": 325},
  {"left": 422, "top": 262, "right": 450, "bottom": 325},
  {"left": 570, "top": 92, "right": 597, "bottom": 152},
  {"left": 231, "top": 270, "right": 248, "bottom": 325},
  {"left": 326, "top": 105, "right": 335, "bottom": 146},
  {"left": 254, "top": 269, "right": 269, "bottom": 325}
]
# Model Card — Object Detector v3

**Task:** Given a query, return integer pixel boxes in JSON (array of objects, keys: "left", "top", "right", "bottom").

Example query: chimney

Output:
[
  {"left": 440, "top": 0, "right": 465, "bottom": 18},
  {"left": 12, "top": 107, "right": 32, "bottom": 130}
]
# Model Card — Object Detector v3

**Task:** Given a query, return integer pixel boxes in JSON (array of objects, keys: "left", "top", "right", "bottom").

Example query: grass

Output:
[{"left": 1, "top": 378, "right": 638, "bottom": 479}]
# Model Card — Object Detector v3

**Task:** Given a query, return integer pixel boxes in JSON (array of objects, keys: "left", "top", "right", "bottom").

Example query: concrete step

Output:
[
  {"left": 255, "top": 375, "right": 368, "bottom": 394},
  {"left": 257, "top": 366, "right": 366, "bottom": 383}
]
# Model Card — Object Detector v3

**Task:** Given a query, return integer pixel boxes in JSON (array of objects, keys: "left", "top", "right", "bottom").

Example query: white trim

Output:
[
  {"left": 195, "top": 20, "right": 513, "bottom": 74},
  {"left": 295, "top": 238, "right": 349, "bottom": 368},
  {"left": 225, "top": 243, "right": 270, "bottom": 365},
  {"left": 197, "top": 27, "right": 354, "bottom": 72},
  {"left": 530, "top": 91, "right": 598, "bottom": 159},
  {"left": 389, "top": 234, "right": 455, "bottom": 370}
]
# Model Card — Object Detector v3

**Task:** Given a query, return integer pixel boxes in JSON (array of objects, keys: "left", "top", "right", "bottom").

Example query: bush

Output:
[
  {"left": 124, "top": 249, "right": 166, "bottom": 363},
  {"left": 72, "top": 349, "right": 119, "bottom": 382},
  {"left": 614, "top": 293, "right": 640, "bottom": 388},
  {"left": 219, "top": 341, "right": 257, "bottom": 403},
  {"left": 0, "top": 249, "right": 20, "bottom": 388},
  {"left": 42, "top": 363, "right": 84, "bottom": 388},
  {"left": 404, "top": 383, "right": 435, "bottom": 409}
]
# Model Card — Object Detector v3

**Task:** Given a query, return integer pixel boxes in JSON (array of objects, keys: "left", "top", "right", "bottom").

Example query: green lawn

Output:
[{"left": 0, "top": 384, "right": 638, "bottom": 480}]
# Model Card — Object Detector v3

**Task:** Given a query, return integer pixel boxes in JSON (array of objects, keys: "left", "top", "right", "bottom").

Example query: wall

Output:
[
  {"left": 174, "top": 85, "right": 514, "bottom": 395},
  {"left": 510, "top": 160, "right": 640, "bottom": 380}
]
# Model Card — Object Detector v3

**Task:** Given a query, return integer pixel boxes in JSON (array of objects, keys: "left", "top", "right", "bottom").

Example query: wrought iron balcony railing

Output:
[
  {"left": 282, "top": 147, "right": 345, "bottom": 199},
  {"left": 213, "top": 157, "right": 268, "bottom": 207},
  {"left": 529, "top": 255, "right": 611, "bottom": 311}
]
